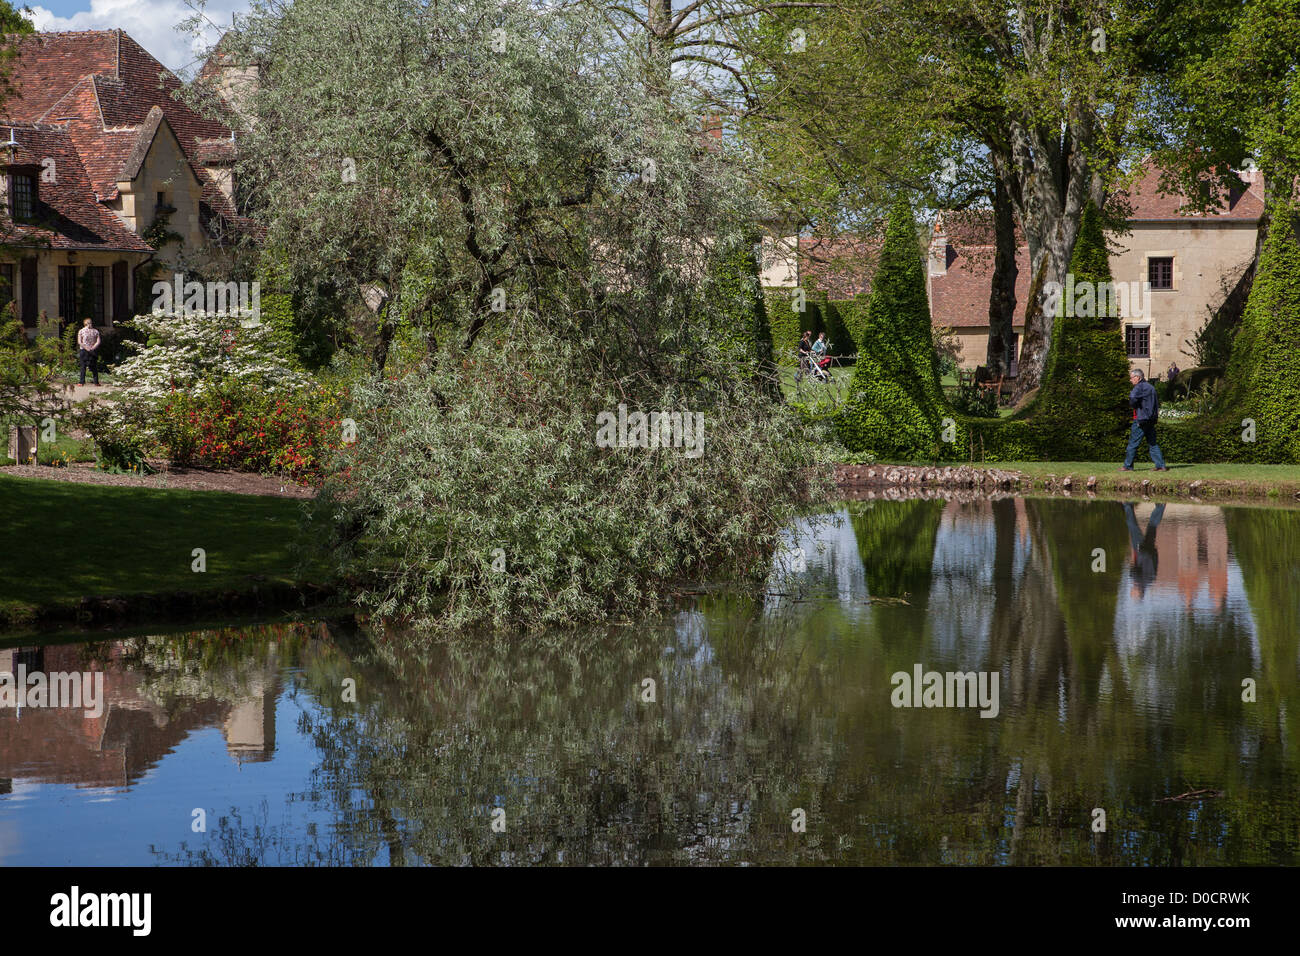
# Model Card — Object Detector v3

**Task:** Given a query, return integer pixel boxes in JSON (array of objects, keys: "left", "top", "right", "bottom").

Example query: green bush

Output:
[
  {"left": 834, "top": 197, "right": 954, "bottom": 459},
  {"left": 74, "top": 399, "right": 157, "bottom": 473},
  {"left": 1168, "top": 366, "right": 1224, "bottom": 400},
  {"left": 1175, "top": 198, "right": 1300, "bottom": 463},
  {"left": 710, "top": 236, "right": 775, "bottom": 383},
  {"left": 156, "top": 379, "right": 347, "bottom": 478},
  {"left": 764, "top": 288, "right": 806, "bottom": 364},
  {"left": 308, "top": 331, "right": 820, "bottom": 633}
]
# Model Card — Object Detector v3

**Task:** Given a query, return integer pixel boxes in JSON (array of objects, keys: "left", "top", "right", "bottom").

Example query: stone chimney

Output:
[
  {"left": 928, "top": 216, "right": 949, "bottom": 276},
  {"left": 700, "top": 114, "right": 723, "bottom": 153}
]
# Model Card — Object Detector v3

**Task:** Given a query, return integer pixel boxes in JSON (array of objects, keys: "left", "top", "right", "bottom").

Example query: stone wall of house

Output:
[
  {"left": 5, "top": 251, "right": 150, "bottom": 333},
  {"left": 110, "top": 122, "right": 207, "bottom": 272},
  {"left": 1109, "top": 221, "right": 1258, "bottom": 374}
]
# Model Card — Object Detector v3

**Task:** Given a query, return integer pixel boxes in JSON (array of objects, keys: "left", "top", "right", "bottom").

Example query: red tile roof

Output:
[
  {"left": 798, "top": 236, "right": 880, "bottom": 299},
  {"left": 1119, "top": 160, "right": 1266, "bottom": 222},
  {"left": 0, "top": 29, "right": 245, "bottom": 232},
  {"left": 0, "top": 123, "right": 152, "bottom": 252},
  {"left": 929, "top": 238, "right": 1030, "bottom": 329}
]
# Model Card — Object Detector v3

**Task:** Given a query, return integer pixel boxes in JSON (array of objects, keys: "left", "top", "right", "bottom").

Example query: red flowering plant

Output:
[{"left": 157, "top": 378, "right": 349, "bottom": 481}]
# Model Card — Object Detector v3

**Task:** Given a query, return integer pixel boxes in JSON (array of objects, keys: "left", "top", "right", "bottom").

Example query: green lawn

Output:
[
  {"left": 0, "top": 475, "right": 319, "bottom": 620},
  {"left": 968, "top": 461, "right": 1300, "bottom": 497}
]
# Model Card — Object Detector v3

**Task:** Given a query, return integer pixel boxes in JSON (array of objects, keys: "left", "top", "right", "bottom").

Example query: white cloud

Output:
[{"left": 26, "top": 0, "right": 250, "bottom": 74}]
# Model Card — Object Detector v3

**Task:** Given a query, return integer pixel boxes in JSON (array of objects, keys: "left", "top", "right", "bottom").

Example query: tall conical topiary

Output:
[
  {"left": 835, "top": 197, "right": 951, "bottom": 458},
  {"left": 1218, "top": 198, "right": 1300, "bottom": 462},
  {"left": 1027, "top": 200, "right": 1130, "bottom": 456}
]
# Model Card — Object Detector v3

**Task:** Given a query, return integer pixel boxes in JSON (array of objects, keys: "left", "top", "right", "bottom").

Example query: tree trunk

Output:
[
  {"left": 1007, "top": 111, "right": 1093, "bottom": 402},
  {"left": 985, "top": 172, "right": 1019, "bottom": 376}
]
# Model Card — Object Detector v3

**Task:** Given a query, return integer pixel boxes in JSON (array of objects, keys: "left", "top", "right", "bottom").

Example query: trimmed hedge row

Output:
[
  {"left": 710, "top": 236, "right": 775, "bottom": 379},
  {"left": 1216, "top": 197, "right": 1300, "bottom": 463},
  {"left": 762, "top": 289, "right": 870, "bottom": 363}
]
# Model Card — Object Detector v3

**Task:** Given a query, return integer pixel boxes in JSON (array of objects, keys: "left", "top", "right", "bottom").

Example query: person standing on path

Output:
[
  {"left": 1122, "top": 367, "right": 1166, "bottom": 471},
  {"left": 77, "top": 317, "right": 101, "bottom": 386}
]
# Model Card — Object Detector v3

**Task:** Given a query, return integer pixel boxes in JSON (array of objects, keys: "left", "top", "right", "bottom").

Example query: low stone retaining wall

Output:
[{"left": 834, "top": 464, "right": 1026, "bottom": 490}]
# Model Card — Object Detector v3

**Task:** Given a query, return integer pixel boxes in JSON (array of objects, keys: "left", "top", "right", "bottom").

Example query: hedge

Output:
[
  {"left": 834, "top": 197, "right": 953, "bottom": 459},
  {"left": 1214, "top": 197, "right": 1300, "bottom": 463},
  {"left": 764, "top": 288, "right": 806, "bottom": 363},
  {"left": 710, "top": 236, "right": 775, "bottom": 379}
]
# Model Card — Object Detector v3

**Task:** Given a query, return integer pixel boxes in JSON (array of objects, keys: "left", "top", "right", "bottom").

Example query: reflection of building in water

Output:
[
  {"left": 0, "top": 641, "right": 281, "bottom": 789},
  {"left": 1125, "top": 503, "right": 1229, "bottom": 608},
  {"left": 1113, "top": 504, "right": 1257, "bottom": 685},
  {"left": 223, "top": 677, "right": 277, "bottom": 765}
]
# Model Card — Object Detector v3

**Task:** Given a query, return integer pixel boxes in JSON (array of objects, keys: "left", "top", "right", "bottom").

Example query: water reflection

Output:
[{"left": 1, "top": 498, "right": 1297, "bottom": 866}]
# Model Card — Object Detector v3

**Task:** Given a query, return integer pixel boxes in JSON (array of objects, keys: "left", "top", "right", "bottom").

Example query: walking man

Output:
[
  {"left": 77, "top": 317, "right": 101, "bottom": 386},
  {"left": 1122, "top": 368, "right": 1166, "bottom": 471}
]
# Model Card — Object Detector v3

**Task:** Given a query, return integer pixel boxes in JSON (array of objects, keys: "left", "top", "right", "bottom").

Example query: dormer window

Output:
[{"left": 10, "top": 172, "right": 35, "bottom": 222}]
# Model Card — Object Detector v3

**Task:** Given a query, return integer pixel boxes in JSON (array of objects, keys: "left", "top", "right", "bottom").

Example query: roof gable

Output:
[{"left": 0, "top": 123, "right": 152, "bottom": 253}]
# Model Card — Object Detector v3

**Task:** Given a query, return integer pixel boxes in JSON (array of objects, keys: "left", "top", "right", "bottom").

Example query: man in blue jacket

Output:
[{"left": 1122, "top": 368, "right": 1167, "bottom": 471}]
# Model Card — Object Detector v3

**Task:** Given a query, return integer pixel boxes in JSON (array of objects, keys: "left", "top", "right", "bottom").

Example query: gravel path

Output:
[{"left": 1, "top": 462, "right": 317, "bottom": 498}]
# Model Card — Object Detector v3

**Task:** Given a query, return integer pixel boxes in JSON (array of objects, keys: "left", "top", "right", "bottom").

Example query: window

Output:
[
  {"left": 1148, "top": 256, "right": 1174, "bottom": 290},
  {"left": 9, "top": 172, "right": 35, "bottom": 222},
  {"left": 86, "top": 266, "right": 106, "bottom": 324},
  {"left": 0, "top": 263, "right": 12, "bottom": 314},
  {"left": 1125, "top": 325, "right": 1150, "bottom": 358},
  {"left": 58, "top": 265, "right": 77, "bottom": 324}
]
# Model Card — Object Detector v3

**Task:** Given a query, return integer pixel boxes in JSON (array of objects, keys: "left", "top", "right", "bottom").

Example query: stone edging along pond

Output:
[{"left": 832, "top": 464, "right": 1300, "bottom": 502}]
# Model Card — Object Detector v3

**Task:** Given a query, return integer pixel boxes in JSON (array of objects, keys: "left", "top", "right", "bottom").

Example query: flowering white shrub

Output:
[{"left": 113, "top": 310, "right": 314, "bottom": 398}]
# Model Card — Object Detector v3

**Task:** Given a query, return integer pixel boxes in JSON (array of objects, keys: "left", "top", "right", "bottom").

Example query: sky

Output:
[{"left": 21, "top": 0, "right": 252, "bottom": 74}]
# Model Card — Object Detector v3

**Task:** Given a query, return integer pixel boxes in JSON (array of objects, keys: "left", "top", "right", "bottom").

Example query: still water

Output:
[{"left": 2, "top": 496, "right": 1297, "bottom": 865}]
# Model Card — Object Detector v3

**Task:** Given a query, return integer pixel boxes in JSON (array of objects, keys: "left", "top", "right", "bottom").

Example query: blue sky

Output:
[{"left": 21, "top": 0, "right": 252, "bottom": 73}]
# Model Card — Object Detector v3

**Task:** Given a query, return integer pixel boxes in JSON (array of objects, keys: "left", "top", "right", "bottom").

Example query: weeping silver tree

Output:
[
  {"left": 194, "top": 0, "right": 772, "bottom": 375},
  {"left": 184, "top": 0, "right": 818, "bottom": 633}
]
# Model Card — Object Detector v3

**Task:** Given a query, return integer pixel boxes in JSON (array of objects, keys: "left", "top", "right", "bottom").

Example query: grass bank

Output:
[
  {"left": 845, "top": 461, "right": 1300, "bottom": 499},
  {"left": 0, "top": 475, "right": 330, "bottom": 629},
  {"left": 995, "top": 461, "right": 1300, "bottom": 498}
]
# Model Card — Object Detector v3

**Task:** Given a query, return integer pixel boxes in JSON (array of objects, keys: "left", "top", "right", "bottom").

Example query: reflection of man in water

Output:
[{"left": 1124, "top": 502, "right": 1165, "bottom": 599}]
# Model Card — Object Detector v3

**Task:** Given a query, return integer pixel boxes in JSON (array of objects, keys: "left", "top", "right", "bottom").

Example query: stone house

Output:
[
  {"left": 765, "top": 160, "right": 1265, "bottom": 373},
  {"left": 0, "top": 29, "right": 248, "bottom": 336}
]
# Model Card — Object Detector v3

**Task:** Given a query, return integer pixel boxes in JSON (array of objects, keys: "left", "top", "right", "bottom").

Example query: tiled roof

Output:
[
  {"left": 929, "top": 242, "right": 1030, "bottom": 329},
  {"left": 932, "top": 208, "right": 1025, "bottom": 247},
  {"left": 798, "top": 236, "right": 880, "bottom": 299},
  {"left": 0, "top": 29, "right": 245, "bottom": 227},
  {"left": 0, "top": 123, "right": 152, "bottom": 252},
  {"left": 1120, "top": 160, "right": 1265, "bottom": 222}
]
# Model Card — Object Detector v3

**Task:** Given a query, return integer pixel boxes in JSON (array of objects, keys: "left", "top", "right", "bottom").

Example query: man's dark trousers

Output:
[
  {"left": 1124, "top": 419, "right": 1165, "bottom": 469},
  {"left": 78, "top": 348, "right": 99, "bottom": 386}
]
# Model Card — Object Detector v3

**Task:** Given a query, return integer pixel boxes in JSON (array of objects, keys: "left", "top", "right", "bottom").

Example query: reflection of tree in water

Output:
[
  {"left": 156, "top": 800, "right": 364, "bottom": 866},
  {"left": 145, "top": 502, "right": 1300, "bottom": 864},
  {"left": 110, "top": 623, "right": 324, "bottom": 710}
]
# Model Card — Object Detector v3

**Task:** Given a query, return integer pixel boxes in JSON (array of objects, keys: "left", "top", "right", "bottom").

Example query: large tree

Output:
[
  {"left": 743, "top": 1, "right": 1245, "bottom": 393},
  {"left": 206, "top": 0, "right": 771, "bottom": 375}
]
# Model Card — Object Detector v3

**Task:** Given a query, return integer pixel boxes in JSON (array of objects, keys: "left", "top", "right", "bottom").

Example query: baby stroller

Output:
[{"left": 809, "top": 350, "right": 832, "bottom": 383}]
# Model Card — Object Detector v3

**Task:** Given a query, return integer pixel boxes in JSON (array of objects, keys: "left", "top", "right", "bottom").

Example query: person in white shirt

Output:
[{"left": 77, "top": 317, "right": 101, "bottom": 386}]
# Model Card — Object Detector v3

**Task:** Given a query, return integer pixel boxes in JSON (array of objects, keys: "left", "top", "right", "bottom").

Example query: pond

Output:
[{"left": 2, "top": 496, "right": 1297, "bottom": 865}]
